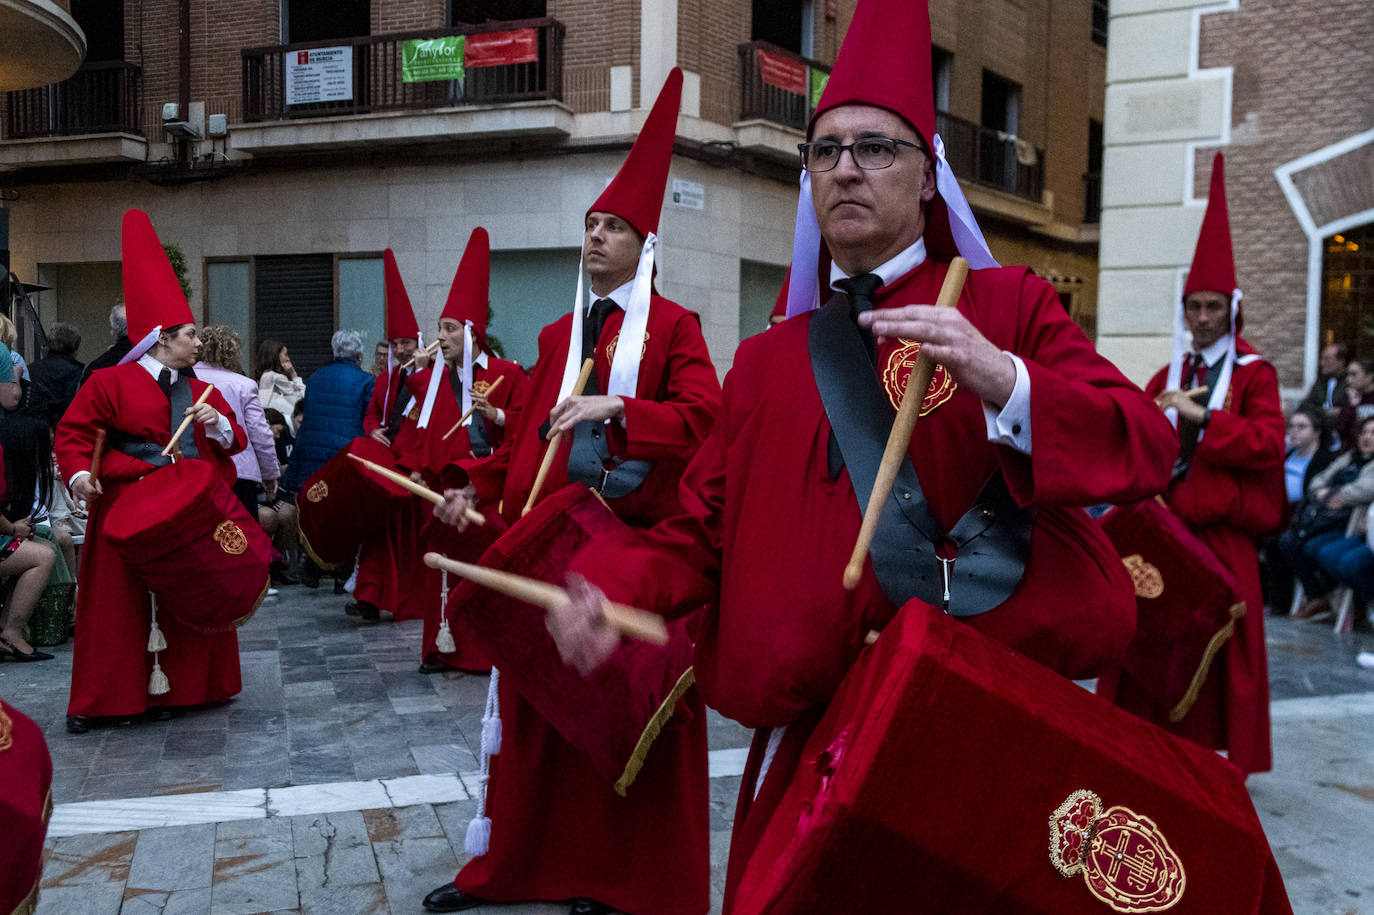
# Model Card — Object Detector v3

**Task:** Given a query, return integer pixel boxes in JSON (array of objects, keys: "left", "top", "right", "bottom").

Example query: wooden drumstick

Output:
[
  {"left": 843, "top": 257, "right": 970, "bottom": 591},
  {"left": 401, "top": 339, "right": 440, "bottom": 370},
  {"left": 442, "top": 374, "right": 506, "bottom": 441},
  {"left": 161, "top": 384, "right": 216, "bottom": 457},
  {"left": 523, "top": 358, "right": 595, "bottom": 516},
  {"left": 423, "top": 551, "right": 669, "bottom": 645},
  {"left": 347, "top": 453, "right": 485, "bottom": 525},
  {"left": 89, "top": 428, "right": 106, "bottom": 481}
]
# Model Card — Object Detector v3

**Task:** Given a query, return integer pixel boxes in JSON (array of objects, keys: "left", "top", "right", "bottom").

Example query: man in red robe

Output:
[
  {"left": 350, "top": 249, "right": 433, "bottom": 622},
  {"left": 402, "top": 227, "right": 525, "bottom": 674},
  {"left": 542, "top": 4, "right": 1178, "bottom": 910},
  {"left": 1097, "top": 154, "right": 1286, "bottom": 777},
  {"left": 423, "top": 69, "right": 720, "bottom": 915},
  {"left": 58, "top": 210, "right": 248, "bottom": 733}
]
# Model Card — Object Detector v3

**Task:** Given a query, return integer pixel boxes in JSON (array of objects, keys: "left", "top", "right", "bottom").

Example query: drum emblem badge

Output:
[
  {"left": 881, "top": 340, "right": 957, "bottom": 416},
  {"left": 473, "top": 379, "right": 493, "bottom": 395},
  {"left": 214, "top": 521, "right": 248, "bottom": 556},
  {"left": 306, "top": 481, "right": 329, "bottom": 503},
  {"left": 1050, "top": 789, "right": 1185, "bottom": 912},
  {"left": 1122, "top": 554, "right": 1164, "bottom": 599},
  {"left": 605, "top": 332, "right": 650, "bottom": 362}
]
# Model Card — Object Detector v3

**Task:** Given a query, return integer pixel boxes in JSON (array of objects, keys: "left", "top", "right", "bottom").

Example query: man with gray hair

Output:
[
  {"left": 79, "top": 303, "right": 131, "bottom": 385},
  {"left": 281, "top": 329, "right": 374, "bottom": 497}
]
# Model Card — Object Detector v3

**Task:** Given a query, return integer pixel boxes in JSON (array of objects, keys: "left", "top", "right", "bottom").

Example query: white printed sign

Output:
[
  {"left": 285, "top": 46, "right": 353, "bottom": 106},
  {"left": 671, "top": 178, "right": 705, "bottom": 211}
]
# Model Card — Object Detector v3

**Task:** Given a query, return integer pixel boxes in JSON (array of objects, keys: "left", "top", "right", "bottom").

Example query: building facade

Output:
[
  {"left": 1097, "top": 0, "right": 1374, "bottom": 391},
  {"left": 1, "top": 0, "right": 1108, "bottom": 378}
]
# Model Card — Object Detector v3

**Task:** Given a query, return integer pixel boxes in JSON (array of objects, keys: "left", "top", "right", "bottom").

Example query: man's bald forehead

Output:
[{"left": 811, "top": 103, "right": 923, "bottom": 144}]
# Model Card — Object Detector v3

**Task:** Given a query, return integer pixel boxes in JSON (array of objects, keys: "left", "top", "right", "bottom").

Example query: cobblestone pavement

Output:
[{"left": 2, "top": 583, "right": 1372, "bottom": 914}]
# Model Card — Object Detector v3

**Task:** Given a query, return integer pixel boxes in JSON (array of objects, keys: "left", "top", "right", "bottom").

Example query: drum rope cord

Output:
[{"left": 435, "top": 569, "right": 457, "bottom": 654}]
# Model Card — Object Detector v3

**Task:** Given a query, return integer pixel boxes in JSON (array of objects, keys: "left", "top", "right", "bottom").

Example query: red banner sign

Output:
[
  {"left": 465, "top": 28, "right": 539, "bottom": 69},
  {"left": 757, "top": 49, "right": 806, "bottom": 95}
]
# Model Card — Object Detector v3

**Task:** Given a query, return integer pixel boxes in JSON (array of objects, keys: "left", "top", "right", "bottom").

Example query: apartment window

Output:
[
  {"left": 449, "top": 0, "right": 547, "bottom": 24},
  {"left": 981, "top": 70, "right": 1019, "bottom": 135},
  {"left": 254, "top": 254, "right": 335, "bottom": 378},
  {"left": 1085, "top": 119, "right": 1103, "bottom": 223},
  {"left": 1092, "top": 0, "right": 1109, "bottom": 46},
  {"left": 1320, "top": 225, "right": 1374, "bottom": 359},
  {"left": 752, "top": 0, "right": 808, "bottom": 55},
  {"left": 979, "top": 70, "right": 1021, "bottom": 189},
  {"left": 206, "top": 261, "right": 252, "bottom": 354},
  {"left": 71, "top": 0, "right": 123, "bottom": 62},
  {"left": 284, "top": 0, "right": 369, "bottom": 44},
  {"left": 932, "top": 46, "right": 952, "bottom": 112}
]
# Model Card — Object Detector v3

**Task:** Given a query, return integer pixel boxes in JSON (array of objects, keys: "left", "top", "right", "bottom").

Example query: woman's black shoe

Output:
[
  {"left": 0, "top": 636, "right": 54, "bottom": 662},
  {"left": 569, "top": 899, "right": 615, "bottom": 915}
]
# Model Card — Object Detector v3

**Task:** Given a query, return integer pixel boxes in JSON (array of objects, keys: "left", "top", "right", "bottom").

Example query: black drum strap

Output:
[
  {"left": 168, "top": 373, "right": 200, "bottom": 460},
  {"left": 809, "top": 294, "right": 1033, "bottom": 617}
]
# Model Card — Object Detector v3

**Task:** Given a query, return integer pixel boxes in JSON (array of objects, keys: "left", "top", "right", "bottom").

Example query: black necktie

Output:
[
  {"left": 835, "top": 273, "right": 883, "bottom": 365},
  {"left": 584, "top": 298, "right": 619, "bottom": 394},
  {"left": 1186, "top": 353, "right": 1207, "bottom": 390},
  {"left": 157, "top": 368, "right": 173, "bottom": 400}
]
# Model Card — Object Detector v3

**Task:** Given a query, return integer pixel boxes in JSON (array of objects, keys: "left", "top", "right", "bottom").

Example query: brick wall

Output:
[{"left": 1195, "top": 0, "right": 1374, "bottom": 386}]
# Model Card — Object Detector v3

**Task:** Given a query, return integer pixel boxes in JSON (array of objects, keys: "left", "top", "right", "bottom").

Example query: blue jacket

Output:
[{"left": 283, "top": 359, "right": 374, "bottom": 492}]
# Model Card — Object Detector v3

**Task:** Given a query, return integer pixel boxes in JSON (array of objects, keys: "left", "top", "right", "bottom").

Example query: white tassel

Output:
[
  {"left": 466, "top": 668, "right": 502, "bottom": 855},
  {"left": 148, "top": 657, "right": 170, "bottom": 695},
  {"left": 147, "top": 596, "right": 170, "bottom": 695},
  {"left": 436, "top": 569, "right": 457, "bottom": 653},
  {"left": 147, "top": 620, "right": 167, "bottom": 653},
  {"left": 344, "top": 550, "right": 360, "bottom": 594}
]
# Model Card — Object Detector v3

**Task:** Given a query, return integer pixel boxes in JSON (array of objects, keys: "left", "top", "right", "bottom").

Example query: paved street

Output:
[{"left": 3, "top": 584, "right": 1373, "bottom": 914}]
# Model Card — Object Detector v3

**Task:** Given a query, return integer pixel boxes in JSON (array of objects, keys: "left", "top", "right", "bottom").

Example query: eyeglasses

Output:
[{"left": 797, "top": 137, "right": 921, "bottom": 173}]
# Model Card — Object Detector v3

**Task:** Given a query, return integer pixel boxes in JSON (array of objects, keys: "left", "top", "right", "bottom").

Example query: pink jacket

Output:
[{"left": 194, "top": 363, "right": 279, "bottom": 484}]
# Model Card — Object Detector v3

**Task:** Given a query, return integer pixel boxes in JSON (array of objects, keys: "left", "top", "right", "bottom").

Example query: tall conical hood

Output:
[
  {"left": 383, "top": 249, "right": 419, "bottom": 341},
  {"left": 441, "top": 227, "right": 490, "bottom": 336},
  {"left": 120, "top": 209, "right": 194, "bottom": 364},
  {"left": 1184, "top": 153, "right": 1238, "bottom": 303},
  {"left": 586, "top": 67, "right": 682, "bottom": 238},
  {"left": 809, "top": 0, "right": 935, "bottom": 150},
  {"left": 784, "top": 0, "right": 996, "bottom": 318}
]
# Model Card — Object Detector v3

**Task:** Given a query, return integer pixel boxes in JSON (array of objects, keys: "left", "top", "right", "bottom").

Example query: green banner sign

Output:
[
  {"left": 402, "top": 35, "right": 465, "bottom": 83},
  {"left": 809, "top": 68, "right": 829, "bottom": 109}
]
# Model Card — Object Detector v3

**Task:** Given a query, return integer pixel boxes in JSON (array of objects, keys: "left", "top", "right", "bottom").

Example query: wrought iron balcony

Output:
[
  {"left": 242, "top": 18, "right": 564, "bottom": 123},
  {"left": 4, "top": 61, "right": 143, "bottom": 140},
  {"left": 737, "top": 40, "right": 829, "bottom": 132}
]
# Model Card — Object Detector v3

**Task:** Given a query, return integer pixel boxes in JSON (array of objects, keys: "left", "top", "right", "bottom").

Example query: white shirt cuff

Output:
[
  {"left": 495, "top": 408, "right": 506, "bottom": 427},
  {"left": 209, "top": 412, "right": 234, "bottom": 448},
  {"left": 983, "top": 352, "right": 1032, "bottom": 455},
  {"left": 69, "top": 470, "right": 91, "bottom": 489}
]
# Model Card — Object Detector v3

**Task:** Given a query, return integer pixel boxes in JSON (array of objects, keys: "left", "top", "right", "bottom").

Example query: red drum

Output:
[
  {"left": 103, "top": 458, "right": 272, "bottom": 633},
  {"left": 1098, "top": 498, "right": 1246, "bottom": 721},
  {"left": 447, "top": 483, "right": 695, "bottom": 795},
  {"left": 0, "top": 701, "right": 51, "bottom": 915},
  {"left": 297, "top": 437, "right": 411, "bottom": 568},
  {"left": 733, "top": 601, "right": 1289, "bottom": 915}
]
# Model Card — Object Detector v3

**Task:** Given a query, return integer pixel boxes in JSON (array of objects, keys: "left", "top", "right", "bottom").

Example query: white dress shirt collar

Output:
[
  {"left": 829, "top": 237, "right": 928, "bottom": 291},
  {"left": 138, "top": 352, "right": 175, "bottom": 382}
]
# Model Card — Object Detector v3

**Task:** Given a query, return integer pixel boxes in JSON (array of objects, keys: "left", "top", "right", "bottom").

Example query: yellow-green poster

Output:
[{"left": 403, "top": 36, "right": 465, "bottom": 83}]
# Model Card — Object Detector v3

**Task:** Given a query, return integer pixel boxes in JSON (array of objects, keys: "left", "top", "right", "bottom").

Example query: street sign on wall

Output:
[{"left": 284, "top": 46, "right": 352, "bottom": 105}]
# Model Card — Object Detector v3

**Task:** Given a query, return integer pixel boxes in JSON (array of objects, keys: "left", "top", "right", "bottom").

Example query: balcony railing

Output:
[
  {"left": 242, "top": 18, "right": 564, "bottom": 123},
  {"left": 738, "top": 41, "right": 830, "bottom": 133},
  {"left": 935, "top": 111, "right": 1045, "bottom": 203},
  {"left": 4, "top": 61, "right": 143, "bottom": 140}
]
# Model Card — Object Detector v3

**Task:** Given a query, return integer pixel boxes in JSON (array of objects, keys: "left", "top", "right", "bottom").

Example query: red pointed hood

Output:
[
  {"left": 587, "top": 68, "right": 682, "bottom": 238},
  {"left": 441, "top": 227, "right": 490, "bottom": 342},
  {"left": 121, "top": 209, "right": 193, "bottom": 347},
  {"left": 383, "top": 249, "right": 419, "bottom": 341},
  {"left": 1184, "top": 153, "right": 1240, "bottom": 317}
]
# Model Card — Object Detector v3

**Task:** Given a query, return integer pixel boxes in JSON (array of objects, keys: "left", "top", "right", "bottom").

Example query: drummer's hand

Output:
[
  {"left": 1154, "top": 389, "right": 1207, "bottom": 423},
  {"left": 72, "top": 475, "right": 102, "bottom": 504},
  {"left": 413, "top": 346, "right": 431, "bottom": 371},
  {"left": 547, "top": 573, "right": 621, "bottom": 676},
  {"left": 370, "top": 428, "right": 392, "bottom": 446},
  {"left": 187, "top": 402, "right": 220, "bottom": 426},
  {"left": 471, "top": 389, "right": 498, "bottom": 420},
  {"left": 434, "top": 486, "right": 478, "bottom": 529},
  {"left": 859, "top": 305, "right": 1015, "bottom": 408},
  {"left": 547, "top": 395, "right": 626, "bottom": 437}
]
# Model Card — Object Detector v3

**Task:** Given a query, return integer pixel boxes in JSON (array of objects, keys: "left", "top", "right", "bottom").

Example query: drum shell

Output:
[
  {"left": 1098, "top": 498, "right": 1246, "bottom": 721},
  {"left": 297, "top": 437, "right": 411, "bottom": 567},
  {"left": 104, "top": 460, "right": 272, "bottom": 633},
  {"left": 447, "top": 483, "right": 694, "bottom": 794},
  {"left": 734, "top": 601, "right": 1281, "bottom": 914}
]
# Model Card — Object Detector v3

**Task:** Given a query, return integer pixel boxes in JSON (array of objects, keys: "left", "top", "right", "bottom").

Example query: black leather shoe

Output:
[
  {"left": 270, "top": 562, "right": 299, "bottom": 586},
  {"left": 0, "top": 636, "right": 54, "bottom": 662},
  {"left": 65, "top": 714, "right": 94, "bottom": 734},
  {"left": 569, "top": 899, "right": 616, "bottom": 915},
  {"left": 145, "top": 707, "right": 179, "bottom": 722},
  {"left": 422, "top": 883, "right": 485, "bottom": 912},
  {"left": 418, "top": 660, "right": 455, "bottom": 675},
  {"left": 345, "top": 600, "right": 381, "bottom": 622},
  {"left": 299, "top": 562, "right": 321, "bottom": 589}
]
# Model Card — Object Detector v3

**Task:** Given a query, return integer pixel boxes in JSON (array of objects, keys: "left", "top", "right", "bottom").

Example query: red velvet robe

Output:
[
  {"left": 1098, "top": 352, "right": 1285, "bottom": 776},
  {"left": 569, "top": 260, "right": 1179, "bottom": 910},
  {"left": 453, "top": 296, "right": 720, "bottom": 915},
  {"left": 362, "top": 362, "right": 411, "bottom": 437},
  {"left": 401, "top": 359, "right": 525, "bottom": 670},
  {"left": 56, "top": 363, "right": 248, "bottom": 718}
]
